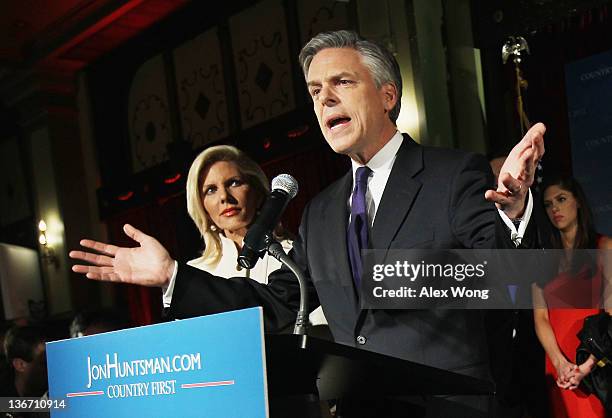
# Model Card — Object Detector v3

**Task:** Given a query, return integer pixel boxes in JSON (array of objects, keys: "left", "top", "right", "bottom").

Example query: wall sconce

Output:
[{"left": 38, "top": 220, "right": 59, "bottom": 268}]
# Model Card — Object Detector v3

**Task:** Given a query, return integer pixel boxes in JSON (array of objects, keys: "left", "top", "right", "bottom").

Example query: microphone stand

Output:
[{"left": 267, "top": 240, "right": 309, "bottom": 337}]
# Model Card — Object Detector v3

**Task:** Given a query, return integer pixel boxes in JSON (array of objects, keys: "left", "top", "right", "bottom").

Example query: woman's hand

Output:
[
  {"left": 567, "top": 355, "right": 597, "bottom": 390},
  {"left": 553, "top": 358, "right": 578, "bottom": 389}
]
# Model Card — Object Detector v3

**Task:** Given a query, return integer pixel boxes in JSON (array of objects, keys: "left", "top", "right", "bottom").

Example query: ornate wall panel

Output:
[
  {"left": 173, "top": 28, "right": 229, "bottom": 150},
  {"left": 297, "top": 0, "right": 350, "bottom": 47},
  {"left": 0, "top": 137, "right": 31, "bottom": 227},
  {"left": 128, "top": 54, "right": 172, "bottom": 173},
  {"left": 229, "top": 0, "right": 295, "bottom": 129}
]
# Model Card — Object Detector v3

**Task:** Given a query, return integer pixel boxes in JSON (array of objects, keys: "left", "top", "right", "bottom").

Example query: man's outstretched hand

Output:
[
  {"left": 69, "top": 224, "right": 175, "bottom": 287},
  {"left": 485, "top": 122, "right": 546, "bottom": 219}
]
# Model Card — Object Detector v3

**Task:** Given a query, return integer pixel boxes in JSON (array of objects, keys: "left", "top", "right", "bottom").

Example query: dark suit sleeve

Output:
[
  {"left": 447, "top": 152, "right": 497, "bottom": 249},
  {"left": 169, "top": 203, "right": 320, "bottom": 333},
  {"left": 446, "top": 151, "right": 543, "bottom": 250}
]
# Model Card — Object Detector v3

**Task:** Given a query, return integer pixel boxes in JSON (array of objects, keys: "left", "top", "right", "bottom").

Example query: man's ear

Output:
[
  {"left": 12, "top": 358, "right": 28, "bottom": 373},
  {"left": 381, "top": 83, "right": 398, "bottom": 112}
]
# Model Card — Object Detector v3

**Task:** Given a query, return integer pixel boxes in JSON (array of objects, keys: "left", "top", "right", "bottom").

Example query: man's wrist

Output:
[
  {"left": 164, "top": 259, "right": 177, "bottom": 287},
  {"left": 507, "top": 194, "right": 528, "bottom": 220}
]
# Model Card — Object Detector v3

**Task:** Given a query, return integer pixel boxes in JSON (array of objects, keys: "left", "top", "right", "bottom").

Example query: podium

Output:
[
  {"left": 46, "top": 309, "right": 494, "bottom": 418},
  {"left": 266, "top": 334, "right": 494, "bottom": 417}
]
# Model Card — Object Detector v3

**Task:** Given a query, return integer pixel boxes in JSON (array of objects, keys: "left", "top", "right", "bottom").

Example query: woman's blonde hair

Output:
[{"left": 186, "top": 145, "right": 269, "bottom": 265}]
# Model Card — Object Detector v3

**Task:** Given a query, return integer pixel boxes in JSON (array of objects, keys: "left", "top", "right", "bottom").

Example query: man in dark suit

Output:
[{"left": 70, "top": 31, "right": 545, "bottom": 416}]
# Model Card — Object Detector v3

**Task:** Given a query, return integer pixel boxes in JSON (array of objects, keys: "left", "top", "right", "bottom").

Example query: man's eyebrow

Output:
[
  {"left": 332, "top": 71, "right": 356, "bottom": 79},
  {"left": 307, "top": 72, "right": 356, "bottom": 87}
]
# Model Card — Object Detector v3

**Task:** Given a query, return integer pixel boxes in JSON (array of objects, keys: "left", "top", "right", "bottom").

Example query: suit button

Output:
[{"left": 356, "top": 335, "right": 367, "bottom": 345}]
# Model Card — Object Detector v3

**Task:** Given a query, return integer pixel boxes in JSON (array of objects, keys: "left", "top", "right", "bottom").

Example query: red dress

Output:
[{"left": 543, "top": 241, "right": 607, "bottom": 418}]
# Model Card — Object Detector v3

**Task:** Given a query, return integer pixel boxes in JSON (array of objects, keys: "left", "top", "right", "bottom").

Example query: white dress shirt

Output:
[{"left": 349, "top": 131, "right": 403, "bottom": 228}]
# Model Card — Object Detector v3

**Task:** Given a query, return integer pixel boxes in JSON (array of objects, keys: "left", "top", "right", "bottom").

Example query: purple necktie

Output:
[{"left": 347, "top": 166, "right": 372, "bottom": 291}]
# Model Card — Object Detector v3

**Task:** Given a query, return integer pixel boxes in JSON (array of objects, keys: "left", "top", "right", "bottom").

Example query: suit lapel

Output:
[
  {"left": 318, "top": 170, "right": 363, "bottom": 331},
  {"left": 320, "top": 170, "right": 355, "bottom": 290},
  {"left": 354, "top": 135, "right": 424, "bottom": 333},
  {"left": 371, "top": 135, "right": 424, "bottom": 250},
  {"left": 319, "top": 137, "right": 425, "bottom": 335}
]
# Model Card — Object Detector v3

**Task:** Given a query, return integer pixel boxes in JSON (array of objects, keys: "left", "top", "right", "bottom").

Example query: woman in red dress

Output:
[{"left": 532, "top": 176, "right": 612, "bottom": 418}]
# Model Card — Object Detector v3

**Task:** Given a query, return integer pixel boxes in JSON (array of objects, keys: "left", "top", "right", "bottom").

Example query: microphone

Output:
[{"left": 238, "top": 174, "right": 298, "bottom": 269}]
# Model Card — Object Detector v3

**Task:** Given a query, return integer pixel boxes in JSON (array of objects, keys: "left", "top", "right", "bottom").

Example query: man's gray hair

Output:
[{"left": 298, "top": 30, "right": 403, "bottom": 123}]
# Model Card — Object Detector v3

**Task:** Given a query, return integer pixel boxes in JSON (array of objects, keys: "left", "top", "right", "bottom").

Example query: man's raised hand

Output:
[
  {"left": 485, "top": 122, "right": 546, "bottom": 219},
  {"left": 69, "top": 224, "right": 175, "bottom": 287}
]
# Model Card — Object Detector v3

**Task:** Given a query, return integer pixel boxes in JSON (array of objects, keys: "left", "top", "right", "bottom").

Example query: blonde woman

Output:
[{"left": 184, "top": 145, "right": 326, "bottom": 326}]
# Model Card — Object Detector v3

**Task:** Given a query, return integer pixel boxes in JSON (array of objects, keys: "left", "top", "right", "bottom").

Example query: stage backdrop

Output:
[{"left": 565, "top": 49, "right": 612, "bottom": 235}]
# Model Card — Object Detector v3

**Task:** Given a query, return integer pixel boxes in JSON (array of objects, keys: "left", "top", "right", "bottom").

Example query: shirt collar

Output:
[{"left": 351, "top": 131, "right": 403, "bottom": 178}]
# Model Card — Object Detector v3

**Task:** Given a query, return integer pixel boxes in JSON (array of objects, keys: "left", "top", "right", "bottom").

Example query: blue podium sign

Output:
[{"left": 46, "top": 307, "right": 268, "bottom": 418}]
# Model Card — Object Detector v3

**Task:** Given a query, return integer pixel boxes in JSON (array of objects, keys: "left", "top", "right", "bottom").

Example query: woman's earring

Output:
[{"left": 210, "top": 224, "right": 217, "bottom": 232}]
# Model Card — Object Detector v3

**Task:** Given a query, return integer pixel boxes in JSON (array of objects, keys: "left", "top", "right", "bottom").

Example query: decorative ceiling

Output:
[{"left": 0, "top": 0, "right": 189, "bottom": 94}]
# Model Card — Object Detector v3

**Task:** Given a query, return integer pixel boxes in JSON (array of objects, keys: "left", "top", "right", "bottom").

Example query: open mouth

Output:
[{"left": 327, "top": 116, "right": 351, "bottom": 130}]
